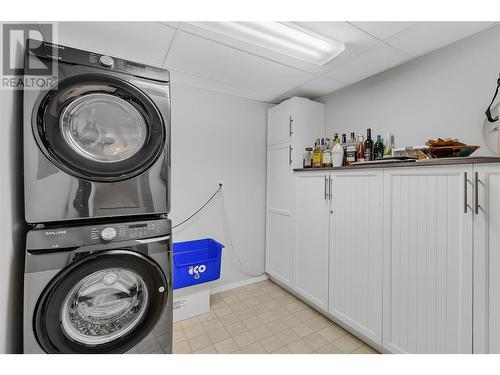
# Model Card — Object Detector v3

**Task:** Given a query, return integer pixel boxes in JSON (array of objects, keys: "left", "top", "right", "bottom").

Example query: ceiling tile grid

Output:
[{"left": 40, "top": 21, "right": 499, "bottom": 103}]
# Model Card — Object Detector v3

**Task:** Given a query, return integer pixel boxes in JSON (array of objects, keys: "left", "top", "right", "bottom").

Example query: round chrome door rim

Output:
[
  {"left": 59, "top": 93, "right": 148, "bottom": 163},
  {"left": 60, "top": 268, "right": 149, "bottom": 346}
]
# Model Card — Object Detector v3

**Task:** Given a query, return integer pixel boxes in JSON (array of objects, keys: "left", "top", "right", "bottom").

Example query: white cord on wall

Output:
[
  {"left": 219, "top": 190, "right": 265, "bottom": 277},
  {"left": 172, "top": 185, "right": 265, "bottom": 277}
]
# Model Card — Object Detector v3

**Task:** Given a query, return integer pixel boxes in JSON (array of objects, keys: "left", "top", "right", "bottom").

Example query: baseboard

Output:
[{"left": 210, "top": 274, "right": 269, "bottom": 294}]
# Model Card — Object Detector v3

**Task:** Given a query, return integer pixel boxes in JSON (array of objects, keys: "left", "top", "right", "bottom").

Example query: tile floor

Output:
[{"left": 173, "top": 279, "right": 379, "bottom": 354}]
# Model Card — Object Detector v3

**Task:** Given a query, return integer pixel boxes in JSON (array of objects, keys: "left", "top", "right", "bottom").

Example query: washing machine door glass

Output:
[
  {"left": 60, "top": 268, "right": 149, "bottom": 345},
  {"left": 34, "top": 250, "right": 169, "bottom": 354},
  {"left": 35, "top": 74, "right": 166, "bottom": 182},
  {"left": 60, "top": 94, "right": 148, "bottom": 163}
]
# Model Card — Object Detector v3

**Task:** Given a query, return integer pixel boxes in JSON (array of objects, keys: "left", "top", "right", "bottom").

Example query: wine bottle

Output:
[
  {"left": 341, "top": 133, "right": 347, "bottom": 166},
  {"left": 374, "top": 135, "right": 384, "bottom": 160},
  {"left": 364, "top": 129, "right": 374, "bottom": 161}
]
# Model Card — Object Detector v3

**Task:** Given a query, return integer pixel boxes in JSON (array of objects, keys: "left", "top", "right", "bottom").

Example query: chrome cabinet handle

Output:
[
  {"left": 329, "top": 175, "right": 332, "bottom": 200},
  {"left": 324, "top": 175, "right": 328, "bottom": 200},
  {"left": 289, "top": 116, "right": 293, "bottom": 136},
  {"left": 288, "top": 145, "right": 293, "bottom": 165},
  {"left": 464, "top": 172, "right": 472, "bottom": 213},
  {"left": 475, "top": 172, "right": 481, "bottom": 215}
]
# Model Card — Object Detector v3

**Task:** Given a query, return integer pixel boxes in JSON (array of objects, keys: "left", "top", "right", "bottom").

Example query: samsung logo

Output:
[
  {"left": 43, "top": 42, "right": 65, "bottom": 50},
  {"left": 45, "top": 230, "right": 67, "bottom": 236}
]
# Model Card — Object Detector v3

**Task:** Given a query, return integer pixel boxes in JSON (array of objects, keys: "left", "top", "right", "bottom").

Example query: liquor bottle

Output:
[
  {"left": 333, "top": 133, "right": 339, "bottom": 143},
  {"left": 303, "top": 147, "right": 313, "bottom": 168},
  {"left": 374, "top": 135, "right": 384, "bottom": 160},
  {"left": 356, "top": 134, "right": 365, "bottom": 163},
  {"left": 346, "top": 132, "right": 357, "bottom": 166},
  {"left": 312, "top": 139, "right": 323, "bottom": 168},
  {"left": 341, "top": 133, "right": 348, "bottom": 166},
  {"left": 322, "top": 138, "right": 333, "bottom": 167},
  {"left": 332, "top": 137, "right": 344, "bottom": 167},
  {"left": 364, "top": 128, "right": 374, "bottom": 161},
  {"left": 384, "top": 132, "right": 393, "bottom": 157}
]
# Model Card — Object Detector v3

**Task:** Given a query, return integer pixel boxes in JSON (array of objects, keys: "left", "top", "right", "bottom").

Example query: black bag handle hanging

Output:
[{"left": 485, "top": 73, "right": 500, "bottom": 123}]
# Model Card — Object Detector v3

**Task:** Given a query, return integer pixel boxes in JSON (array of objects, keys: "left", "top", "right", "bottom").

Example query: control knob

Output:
[
  {"left": 100, "top": 227, "right": 117, "bottom": 242},
  {"left": 99, "top": 55, "right": 114, "bottom": 68}
]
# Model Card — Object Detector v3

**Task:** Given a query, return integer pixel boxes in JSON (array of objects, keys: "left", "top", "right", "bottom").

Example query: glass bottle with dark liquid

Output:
[{"left": 364, "top": 128, "right": 374, "bottom": 161}]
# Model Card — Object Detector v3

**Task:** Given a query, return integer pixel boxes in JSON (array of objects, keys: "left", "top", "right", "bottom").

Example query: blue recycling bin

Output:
[{"left": 172, "top": 238, "right": 224, "bottom": 289}]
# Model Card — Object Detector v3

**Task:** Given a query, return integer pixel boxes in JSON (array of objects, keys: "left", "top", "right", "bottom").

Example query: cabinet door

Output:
[
  {"left": 383, "top": 166, "right": 473, "bottom": 353},
  {"left": 267, "top": 101, "right": 291, "bottom": 147},
  {"left": 265, "top": 144, "right": 293, "bottom": 286},
  {"left": 289, "top": 99, "right": 325, "bottom": 169},
  {"left": 473, "top": 164, "right": 500, "bottom": 353},
  {"left": 329, "top": 170, "right": 383, "bottom": 344},
  {"left": 293, "top": 172, "right": 330, "bottom": 310}
]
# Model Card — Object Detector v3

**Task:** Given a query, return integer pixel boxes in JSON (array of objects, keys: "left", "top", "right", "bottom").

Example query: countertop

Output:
[{"left": 293, "top": 156, "right": 500, "bottom": 172}]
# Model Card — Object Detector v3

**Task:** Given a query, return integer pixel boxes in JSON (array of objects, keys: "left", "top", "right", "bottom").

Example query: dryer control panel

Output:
[
  {"left": 27, "top": 219, "right": 171, "bottom": 251},
  {"left": 27, "top": 39, "right": 170, "bottom": 83}
]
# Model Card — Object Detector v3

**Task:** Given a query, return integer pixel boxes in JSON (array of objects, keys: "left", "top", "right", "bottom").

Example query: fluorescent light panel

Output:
[{"left": 190, "top": 22, "right": 345, "bottom": 66}]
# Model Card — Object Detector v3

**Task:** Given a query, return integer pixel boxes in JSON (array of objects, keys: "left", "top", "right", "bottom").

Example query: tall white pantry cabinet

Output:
[
  {"left": 265, "top": 100, "right": 500, "bottom": 353},
  {"left": 265, "top": 97, "right": 325, "bottom": 290}
]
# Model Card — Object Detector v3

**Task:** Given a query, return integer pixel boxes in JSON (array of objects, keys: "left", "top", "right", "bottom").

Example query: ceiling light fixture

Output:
[{"left": 190, "top": 22, "right": 346, "bottom": 66}]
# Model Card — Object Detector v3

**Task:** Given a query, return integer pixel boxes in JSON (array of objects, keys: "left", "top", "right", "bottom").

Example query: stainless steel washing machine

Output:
[
  {"left": 23, "top": 39, "right": 171, "bottom": 224},
  {"left": 23, "top": 217, "right": 172, "bottom": 354}
]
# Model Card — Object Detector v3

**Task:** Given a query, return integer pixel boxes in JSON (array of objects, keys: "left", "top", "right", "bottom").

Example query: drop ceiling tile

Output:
[
  {"left": 385, "top": 21, "right": 496, "bottom": 56},
  {"left": 164, "top": 31, "right": 314, "bottom": 95},
  {"left": 349, "top": 21, "right": 417, "bottom": 40},
  {"left": 326, "top": 42, "right": 410, "bottom": 84},
  {"left": 280, "top": 76, "right": 349, "bottom": 100},
  {"left": 170, "top": 70, "right": 277, "bottom": 102},
  {"left": 46, "top": 22, "right": 176, "bottom": 66}
]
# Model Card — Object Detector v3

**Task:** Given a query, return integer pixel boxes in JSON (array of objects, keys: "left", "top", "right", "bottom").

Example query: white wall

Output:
[
  {"left": 0, "top": 40, "right": 25, "bottom": 353},
  {"left": 317, "top": 25, "right": 500, "bottom": 156},
  {"left": 170, "top": 83, "right": 270, "bottom": 290}
]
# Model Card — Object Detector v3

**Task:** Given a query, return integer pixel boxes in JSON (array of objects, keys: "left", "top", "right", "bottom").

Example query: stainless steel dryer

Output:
[
  {"left": 23, "top": 217, "right": 172, "bottom": 354},
  {"left": 23, "top": 39, "right": 171, "bottom": 224}
]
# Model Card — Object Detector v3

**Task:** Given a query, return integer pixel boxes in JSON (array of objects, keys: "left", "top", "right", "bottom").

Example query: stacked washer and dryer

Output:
[{"left": 23, "top": 39, "right": 173, "bottom": 354}]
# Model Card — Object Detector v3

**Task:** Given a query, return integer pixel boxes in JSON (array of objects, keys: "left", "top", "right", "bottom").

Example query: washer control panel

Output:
[
  {"left": 27, "top": 219, "right": 171, "bottom": 251},
  {"left": 90, "top": 221, "right": 164, "bottom": 242}
]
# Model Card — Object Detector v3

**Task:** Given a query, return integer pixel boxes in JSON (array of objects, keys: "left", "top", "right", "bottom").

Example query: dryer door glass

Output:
[
  {"left": 35, "top": 74, "right": 167, "bottom": 182},
  {"left": 60, "top": 94, "right": 148, "bottom": 163},
  {"left": 60, "top": 268, "right": 149, "bottom": 345}
]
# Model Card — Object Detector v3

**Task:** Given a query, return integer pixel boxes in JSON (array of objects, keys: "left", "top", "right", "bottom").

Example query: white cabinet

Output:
[
  {"left": 382, "top": 166, "right": 473, "bottom": 354},
  {"left": 267, "top": 157, "right": 500, "bottom": 354},
  {"left": 266, "top": 97, "right": 325, "bottom": 289},
  {"left": 472, "top": 164, "right": 500, "bottom": 353},
  {"left": 267, "top": 100, "right": 292, "bottom": 147},
  {"left": 266, "top": 97, "right": 324, "bottom": 169},
  {"left": 293, "top": 172, "right": 330, "bottom": 310},
  {"left": 265, "top": 144, "right": 293, "bottom": 286},
  {"left": 329, "top": 169, "right": 383, "bottom": 345}
]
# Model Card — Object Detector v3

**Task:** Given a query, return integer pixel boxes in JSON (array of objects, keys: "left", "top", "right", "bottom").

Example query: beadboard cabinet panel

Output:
[
  {"left": 383, "top": 166, "right": 473, "bottom": 354},
  {"left": 329, "top": 170, "right": 383, "bottom": 344},
  {"left": 473, "top": 164, "right": 500, "bottom": 353},
  {"left": 294, "top": 172, "right": 330, "bottom": 310}
]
